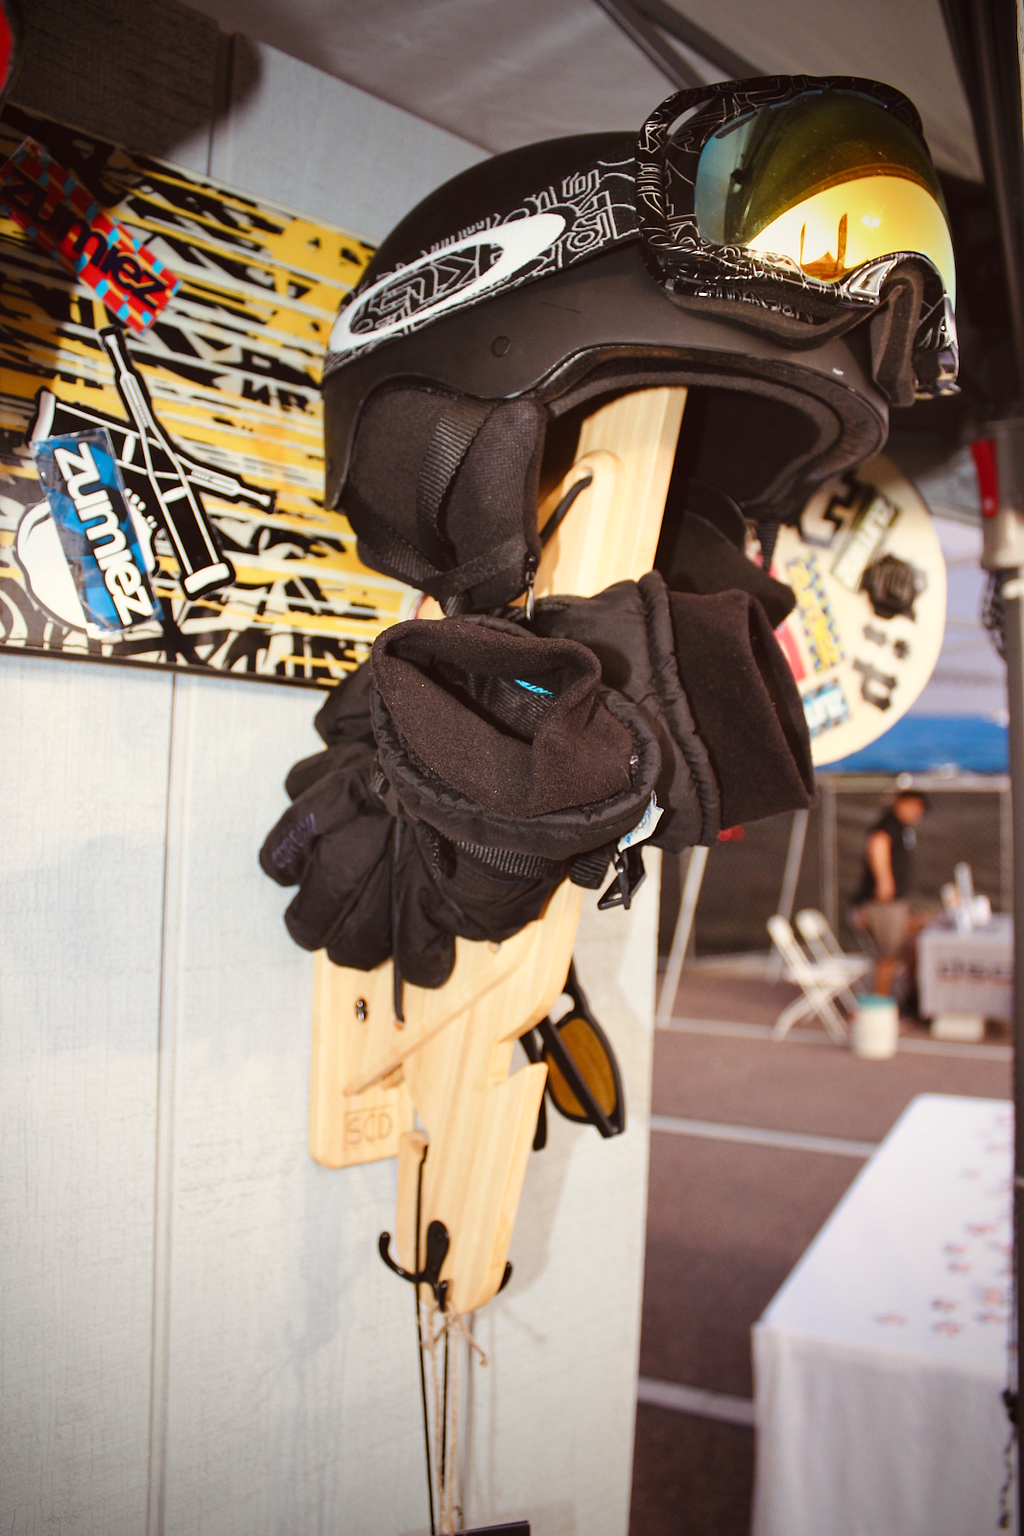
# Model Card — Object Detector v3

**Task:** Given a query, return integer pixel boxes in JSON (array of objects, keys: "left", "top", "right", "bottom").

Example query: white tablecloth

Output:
[{"left": 752, "top": 1095, "right": 1014, "bottom": 1536}]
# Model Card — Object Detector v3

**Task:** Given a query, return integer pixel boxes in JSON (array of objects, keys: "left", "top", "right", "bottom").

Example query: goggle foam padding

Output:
[{"left": 869, "top": 261, "right": 927, "bottom": 409}]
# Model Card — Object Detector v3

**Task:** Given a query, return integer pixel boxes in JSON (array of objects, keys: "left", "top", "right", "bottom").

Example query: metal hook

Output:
[{"left": 379, "top": 1218, "right": 451, "bottom": 1310}]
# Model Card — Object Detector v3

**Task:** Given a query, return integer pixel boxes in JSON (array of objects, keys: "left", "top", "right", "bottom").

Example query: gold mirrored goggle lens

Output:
[
  {"left": 545, "top": 1014, "right": 619, "bottom": 1121},
  {"left": 746, "top": 175, "right": 957, "bottom": 302},
  {"left": 694, "top": 90, "right": 955, "bottom": 302}
]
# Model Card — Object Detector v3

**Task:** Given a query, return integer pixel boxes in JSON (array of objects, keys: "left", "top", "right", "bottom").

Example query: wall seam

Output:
[
  {"left": 146, "top": 675, "right": 196, "bottom": 1536},
  {"left": 146, "top": 44, "right": 229, "bottom": 1527}
]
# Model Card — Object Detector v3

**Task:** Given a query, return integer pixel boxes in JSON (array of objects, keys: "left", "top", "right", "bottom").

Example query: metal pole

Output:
[
  {"left": 1003, "top": 574, "right": 1024, "bottom": 1536},
  {"left": 591, "top": 0, "right": 703, "bottom": 89},
  {"left": 767, "top": 808, "right": 810, "bottom": 982},
  {"left": 820, "top": 779, "right": 839, "bottom": 932},
  {"left": 1003, "top": 782, "right": 1015, "bottom": 918},
  {"left": 657, "top": 844, "right": 709, "bottom": 1024},
  {"left": 937, "top": 5, "right": 1024, "bottom": 1518},
  {"left": 973, "top": 3, "right": 1024, "bottom": 394},
  {"left": 984, "top": 425, "right": 1024, "bottom": 1532}
]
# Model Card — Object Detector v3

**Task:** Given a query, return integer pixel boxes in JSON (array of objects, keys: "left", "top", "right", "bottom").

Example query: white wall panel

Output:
[
  {"left": 0, "top": 658, "right": 173, "bottom": 1535},
  {"left": 151, "top": 673, "right": 656, "bottom": 1536},
  {"left": 211, "top": 40, "right": 487, "bottom": 243},
  {"left": 2, "top": 15, "right": 654, "bottom": 1535},
  {"left": 151, "top": 676, "right": 428, "bottom": 1536}
]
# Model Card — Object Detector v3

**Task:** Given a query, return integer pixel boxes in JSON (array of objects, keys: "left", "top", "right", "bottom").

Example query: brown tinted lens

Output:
[{"left": 545, "top": 1014, "right": 618, "bottom": 1121}]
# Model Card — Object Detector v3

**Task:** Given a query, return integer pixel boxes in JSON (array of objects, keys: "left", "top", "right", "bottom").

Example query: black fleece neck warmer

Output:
[
  {"left": 531, "top": 572, "right": 814, "bottom": 849},
  {"left": 667, "top": 585, "right": 815, "bottom": 827},
  {"left": 665, "top": 512, "right": 796, "bottom": 629},
  {"left": 529, "top": 578, "right": 717, "bottom": 849}
]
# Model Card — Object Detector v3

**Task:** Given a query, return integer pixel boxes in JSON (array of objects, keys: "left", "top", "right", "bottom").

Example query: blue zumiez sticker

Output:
[{"left": 31, "top": 428, "right": 157, "bottom": 632}]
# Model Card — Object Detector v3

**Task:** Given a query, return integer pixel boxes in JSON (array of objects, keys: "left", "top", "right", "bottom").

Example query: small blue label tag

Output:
[
  {"left": 515, "top": 677, "right": 554, "bottom": 697},
  {"left": 31, "top": 427, "right": 157, "bottom": 633},
  {"left": 617, "top": 794, "right": 663, "bottom": 853}
]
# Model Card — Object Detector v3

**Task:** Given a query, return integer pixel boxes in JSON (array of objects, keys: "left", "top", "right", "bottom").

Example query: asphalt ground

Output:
[{"left": 628, "top": 967, "right": 1012, "bottom": 1536}]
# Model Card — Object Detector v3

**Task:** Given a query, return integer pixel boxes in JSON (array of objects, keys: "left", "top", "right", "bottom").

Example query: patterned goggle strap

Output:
[
  {"left": 324, "top": 159, "right": 640, "bottom": 369},
  {"left": 634, "top": 76, "right": 959, "bottom": 396}
]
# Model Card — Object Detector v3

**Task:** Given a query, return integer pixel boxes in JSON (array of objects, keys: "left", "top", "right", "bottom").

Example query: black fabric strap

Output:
[
  {"left": 427, "top": 535, "right": 526, "bottom": 601},
  {"left": 347, "top": 486, "right": 527, "bottom": 602},
  {"left": 416, "top": 399, "right": 498, "bottom": 566},
  {"left": 455, "top": 839, "right": 565, "bottom": 880},
  {"left": 758, "top": 521, "right": 780, "bottom": 571},
  {"left": 568, "top": 846, "right": 613, "bottom": 889},
  {"left": 349, "top": 490, "right": 442, "bottom": 587}
]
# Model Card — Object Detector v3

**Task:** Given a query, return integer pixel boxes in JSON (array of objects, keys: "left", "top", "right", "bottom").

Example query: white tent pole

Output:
[
  {"left": 767, "top": 808, "right": 810, "bottom": 982},
  {"left": 657, "top": 844, "right": 709, "bottom": 1025},
  {"left": 820, "top": 779, "right": 839, "bottom": 932}
]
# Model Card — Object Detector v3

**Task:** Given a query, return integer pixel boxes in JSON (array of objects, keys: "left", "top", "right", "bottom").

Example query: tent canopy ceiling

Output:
[{"left": 188, "top": 0, "right": 980, "bottom": 182}]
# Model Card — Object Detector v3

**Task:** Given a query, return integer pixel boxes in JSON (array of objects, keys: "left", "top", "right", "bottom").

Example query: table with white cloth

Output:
[
  {"left": 752, "top": 1094, "right": 1013, "bottom": 1536},
  {"left": 918, "top": 915, "right": 1013, "bottom": 1024}
]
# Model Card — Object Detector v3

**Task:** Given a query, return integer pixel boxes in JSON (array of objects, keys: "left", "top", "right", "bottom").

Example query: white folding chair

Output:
[
  {"left": 795, "top": 907, "right": 871, "bottom": 1011},
  {"left": 767, "top": 914, "right": 850, "bottom": 1043}
]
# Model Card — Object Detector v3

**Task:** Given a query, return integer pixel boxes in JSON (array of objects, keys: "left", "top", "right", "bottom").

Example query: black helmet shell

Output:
[{"left": 322, "top": 117, "right": 891, "bottom": 609}]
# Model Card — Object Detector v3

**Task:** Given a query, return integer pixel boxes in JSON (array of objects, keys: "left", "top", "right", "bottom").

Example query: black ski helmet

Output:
[{"left": 322, "top": 76, "right": 957, "bottom": 611}]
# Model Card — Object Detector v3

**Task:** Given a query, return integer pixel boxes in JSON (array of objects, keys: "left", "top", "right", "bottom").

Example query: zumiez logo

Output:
[{"left": 53, "top": 441, "right": 155, "bottom": 626}]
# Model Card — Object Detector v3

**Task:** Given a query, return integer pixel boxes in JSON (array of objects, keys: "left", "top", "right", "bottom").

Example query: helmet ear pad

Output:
[
  {"left": 343, "top": 384, "right": 547, "bottom": 610},
  {"left": 869, "top": 260, "right": 927, "bottom": 409}
]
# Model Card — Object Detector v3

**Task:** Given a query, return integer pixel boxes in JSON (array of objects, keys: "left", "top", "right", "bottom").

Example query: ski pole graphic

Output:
[
  {"left": 30, "top": 388, "right": 276, "bottom": 514},
  {"left": 174, "top": 457, "right": 274, "bottom": 510},
  {"left": 99, "top": 326, "right": 235, "bottom": 598}
]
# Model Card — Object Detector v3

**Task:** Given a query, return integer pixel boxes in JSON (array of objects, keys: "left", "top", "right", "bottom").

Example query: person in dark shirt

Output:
[{"left": 853, "top": 790, "right": 929, "bottom": 996}]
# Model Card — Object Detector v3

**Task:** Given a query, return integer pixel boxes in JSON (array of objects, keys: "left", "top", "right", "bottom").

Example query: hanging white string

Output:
[{"left": 420, "top": 1296, "right": 488, "bottom": 1533}]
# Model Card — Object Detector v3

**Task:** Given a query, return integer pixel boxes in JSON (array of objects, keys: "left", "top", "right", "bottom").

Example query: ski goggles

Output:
[
  {"left": 521, "top": 962, "right": 625, "bottom": 1146},
  {"left": 635, "top": 77, "right": 958, "bottom": 400}
]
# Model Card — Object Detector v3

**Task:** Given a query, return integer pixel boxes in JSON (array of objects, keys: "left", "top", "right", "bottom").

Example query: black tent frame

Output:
[{"left": 939, "top": 2, "right": 1024, "bottom": 1523}]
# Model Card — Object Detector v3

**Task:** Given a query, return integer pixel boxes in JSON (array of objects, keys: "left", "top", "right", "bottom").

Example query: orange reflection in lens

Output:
[{"left": 746, "top": 176, "right": 956, "bottom": 302}]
